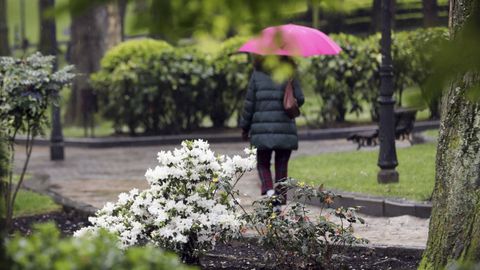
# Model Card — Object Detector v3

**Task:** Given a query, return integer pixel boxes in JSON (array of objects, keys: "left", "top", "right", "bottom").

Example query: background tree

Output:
[
  {"left": 371, "top": 0, "right": 382, "bottom": 32},
  {"left": 65, "top": 3, "right": 121, "bottom": 134},
  {"left": 0, "top": 0, "right": 9, "bottom": 56},
  {"left": 420, "top": 0, "right": 480, "bottom": 268},
  {"left": 39, "top": 0, "right": 57, "bottom": 57},
  {"left": 423, "top": 0, "right": 439, "bottom": 27}
]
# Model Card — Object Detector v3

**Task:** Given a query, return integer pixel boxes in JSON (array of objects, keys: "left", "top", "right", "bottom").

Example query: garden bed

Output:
[
  {"left": 11, "top": 207, "right": 90, "bottom": 235},
  {"left": 12, "top": 207, "right": 422, "bottom": 270},
  {"left": 202, "top": 241, "right": 422, "bottom": 270}
]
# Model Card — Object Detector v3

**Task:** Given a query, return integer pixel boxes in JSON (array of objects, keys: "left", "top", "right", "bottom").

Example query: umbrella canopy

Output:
[{"left": 238, "top": 24, "right": 341, "bottom": 57}]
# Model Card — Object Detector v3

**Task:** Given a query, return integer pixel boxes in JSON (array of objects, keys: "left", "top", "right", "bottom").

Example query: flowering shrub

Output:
[
  {"left": 246, "top": 179, "right": 367, "bottom": 268},
  {"left": 75, "top": 139, "right": 256, "bottom": 261}
]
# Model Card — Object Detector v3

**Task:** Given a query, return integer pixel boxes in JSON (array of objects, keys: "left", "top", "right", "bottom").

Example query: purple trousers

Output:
[{"left": 257, "top": 149, "right": 292, "bottom": 195}]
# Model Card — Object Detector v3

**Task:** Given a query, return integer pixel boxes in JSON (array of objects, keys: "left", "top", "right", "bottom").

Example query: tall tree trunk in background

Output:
[
  {"left": 118, "top": 0, "right": 127, "bottom": 40},
  {"left": 371, "top": 0, "right": 382, "bottom": 32},
  {"left": 0, "top": 0, "right": 10, "bottom": 56},
  {"left": 105, "top": 2, "right": 122, "bottom": 49},
  {"left": 65, "top": 3, "right": 121, "bottom": 129},
  {"left": 38, "top": 0, "right": 57, "bottom": 56},
  {"left": 423, "top": 0, "right": 439, "bottom": 27},
  {"left": 419, "top": 0, "right": 480, "bottom": 269}
]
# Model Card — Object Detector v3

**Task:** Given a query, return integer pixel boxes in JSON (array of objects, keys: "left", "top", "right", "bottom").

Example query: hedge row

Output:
[
  {"left": 302, "top": 27, "right": 448, "bottom": 124},
  {"left": 92, "top": 28, "right": 448, "bottom": 134}
]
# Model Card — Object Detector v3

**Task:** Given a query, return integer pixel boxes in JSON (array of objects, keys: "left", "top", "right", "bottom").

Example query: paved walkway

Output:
[{"left": 15, "top": 138, "right": 429, "bottom": 248}]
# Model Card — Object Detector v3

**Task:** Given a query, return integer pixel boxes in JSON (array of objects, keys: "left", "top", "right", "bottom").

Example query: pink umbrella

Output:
[{"left": 238, "top": 24, "right": 341, "bottom": 57}]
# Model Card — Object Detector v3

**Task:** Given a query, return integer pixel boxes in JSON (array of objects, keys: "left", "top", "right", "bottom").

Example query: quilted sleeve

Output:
[{"left": 239, "top": 73, "right": 256, "bottom": 131}]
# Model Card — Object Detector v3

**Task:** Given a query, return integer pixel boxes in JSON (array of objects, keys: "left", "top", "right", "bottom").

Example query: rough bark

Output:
[
  {"left": 105, "top": 2, "right": 122, "bottom": 49},
  {"left": 38, "top": 0, "right": 57, "bottom": 56},
  {"left": 420, "top": 0, "right": 480, "bottom": 268},
  {"left": 423, "top": 0, "right": 439, "bottom": 27},
  {"left": 0, "top": 0, "right": 10, "bottom": 56},
  {"left": 65, "top": 3, "right": 121, "bottom": 127},
  {"left": 0, "top": 132, "right": 8, "bottom": 268}
]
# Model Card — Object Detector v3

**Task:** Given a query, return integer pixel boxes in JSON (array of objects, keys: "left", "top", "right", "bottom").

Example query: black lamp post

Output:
[
  {"left": 39, "top": 0, "right": 64, "bottom": 161},
  {"left": 377, "top": 0, "right": 398, "bottom": 183}
]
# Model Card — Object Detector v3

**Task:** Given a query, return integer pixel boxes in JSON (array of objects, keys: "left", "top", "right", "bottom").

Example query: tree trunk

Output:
[
  {"left": 118, "top": 0, "right": 127, "bottom": 40},
  {"left": 423, "top": 0, "right": 439, "bottom": 27},
  {"left": 38, "top": 0, "right": 57, "bottom": 56},
  {"left": 65, "top": 3, "right": 121, "bottom": 127},
  {"left": 0, "top": 0, "right": 10, "bottom": 56},
  {"left": 420, "top": 0, "right": 480, "bottom": 268},
  {"left": 0, "top": 132, "right": 9, "bottom": 267},
  {"left": 371, "top": 0, "right": 382, "bottom": 32},
  {"left": 105, "top": 2, "right": 122, "bottom": 49}
]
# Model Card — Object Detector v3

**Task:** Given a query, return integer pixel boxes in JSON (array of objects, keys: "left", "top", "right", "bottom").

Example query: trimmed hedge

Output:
[
  {"left": 210, "top": 37, "right": 252, "bottom": 127},
  {"left": 305, "top": 27, "right": 448, "bottom": 124},
  {"left": 92, "top": 28, "right": 449, "bottom": 134}
]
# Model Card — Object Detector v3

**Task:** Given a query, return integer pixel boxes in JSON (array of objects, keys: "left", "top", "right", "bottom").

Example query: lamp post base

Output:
[
  {"left": 378, "top": 169, "right": 399, "bottom": 184},
  {"left": 50, "top": 143, "right": 64, "bottom": 161}
]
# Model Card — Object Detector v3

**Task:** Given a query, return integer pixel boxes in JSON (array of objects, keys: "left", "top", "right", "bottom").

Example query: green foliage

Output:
[
  {"left": 246, "top": 179, "right": 367, "bottom": 267},
  {"left": 0, "top": 53, "right": 74, "bottom": 137},
  {"left": 210, "top": 37, "right": 252, "bottom": 127},
  {"left": 425, "top": 4, "right": 480, "bottom": 104},
  {"left": 93, "top": 28, "right": 449, "bottom": 132},
  {"left": 392, "top": 28, "right": 449, "bottom": 117},
  {"left": 0, "top": 53, "right": 74, "bottom": 229},
  {"left": 306, "top": 33, "right": 379, "bottom": 123},
  {"left": 304, "top": 27, "right": 448, "bottom": 125},
  {"left": 5, "top": 223, "right": 195, "bottom": 270},
  {"left": 93, "top": 37, "right": 253, "bottom": 133},
  {"left": 93, "top": 39, "right": 217, "bottom": 134},
  {"left": 92, "top": 39, "right": 172, "bottom": 134}
]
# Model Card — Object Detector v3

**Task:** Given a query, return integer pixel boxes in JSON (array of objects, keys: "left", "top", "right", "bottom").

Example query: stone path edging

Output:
[
  {"left": 290, "top": 188, "right": 432, "bottom": 218},
  {"left": 24, "top": 174, "right": 97, "bottom": 216},
  {"left": 17, "top": 120, "right": 439, "bottom": 148},
  {"left": 27, "top": 172, "right": 431, "bottom": 224}
]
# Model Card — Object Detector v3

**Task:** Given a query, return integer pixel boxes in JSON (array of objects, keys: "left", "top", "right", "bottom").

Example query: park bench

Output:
[{"left": 347, "top": 108, "right": 418, "bottom": 150}]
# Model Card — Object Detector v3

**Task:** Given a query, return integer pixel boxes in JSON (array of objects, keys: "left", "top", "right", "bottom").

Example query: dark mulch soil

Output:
[
  {"left": 201, "top": 241, "right": 421, "bottom": 270},
  {"left": 12, "top": 207, "right": 90, "bottom": 235},
  {"left": 12, "top": 208, "right": 421, "bottom": 270}
]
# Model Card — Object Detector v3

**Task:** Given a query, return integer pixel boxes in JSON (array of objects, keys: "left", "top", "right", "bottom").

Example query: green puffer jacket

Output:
[{"left": 240, "top": 70, "right": 305, "bottom": 150}]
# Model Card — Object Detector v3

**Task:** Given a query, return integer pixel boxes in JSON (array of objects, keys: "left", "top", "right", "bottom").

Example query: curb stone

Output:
[
  {"left": 24, "top": 174, "right": 97, "bottom": 216},
  {"left": 289, "top": 188, "right": 432, "bottom": 218},
  {"left": 26, "top": 173, "right": 432, "bottom": 220}
]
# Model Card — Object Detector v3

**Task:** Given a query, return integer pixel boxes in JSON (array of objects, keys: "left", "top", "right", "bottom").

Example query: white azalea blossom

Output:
[{"left": 75, "top": 140, "right": 256, "bottom": 255}]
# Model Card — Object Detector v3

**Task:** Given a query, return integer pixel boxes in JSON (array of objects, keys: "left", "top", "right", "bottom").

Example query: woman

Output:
[{"left": 240, "top": 56, "right": 304, "bottom": 202}]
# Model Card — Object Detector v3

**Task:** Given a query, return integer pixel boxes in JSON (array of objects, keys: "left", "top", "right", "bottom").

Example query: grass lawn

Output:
[
  {"left": 423, "top": 129, "right": 439, "bottom": 139},
  {"left": 13, "top": 189, "right": 61, "bottom": 218},
  {"left": 289, "top": 143, "right": 437, "bottom": 201},
  {"left": 7, "top": 175, "right": 61, "bottom": 217}
]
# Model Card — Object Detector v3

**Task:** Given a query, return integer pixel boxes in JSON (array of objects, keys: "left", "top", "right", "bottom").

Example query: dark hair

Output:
[{"left": 253, "top": 55, "right": 265, "bottom": 71}]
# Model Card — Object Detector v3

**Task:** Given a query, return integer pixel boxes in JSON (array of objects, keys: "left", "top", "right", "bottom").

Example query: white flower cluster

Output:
[{"left": 75, "top": 140, "right": 256, "bottom": 252}]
